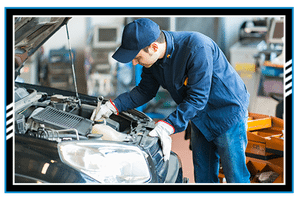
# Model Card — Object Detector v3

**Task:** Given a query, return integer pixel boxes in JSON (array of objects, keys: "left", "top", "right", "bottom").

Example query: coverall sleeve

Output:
[
  {"left": 165, "top": 45, "right": 214, "bottom": 133},
  {"left": 113, "top": 67, "right": 160, "bottom": 113}
]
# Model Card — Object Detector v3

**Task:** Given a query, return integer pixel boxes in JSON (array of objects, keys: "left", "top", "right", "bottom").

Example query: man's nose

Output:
[{"left": 132, "top": 59, "right": 138, "bottom": 66}]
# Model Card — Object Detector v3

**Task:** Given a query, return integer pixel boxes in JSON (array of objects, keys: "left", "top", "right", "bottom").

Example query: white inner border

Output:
[{"left": 10, "top": 14, "right": 289, "bottom": 187}]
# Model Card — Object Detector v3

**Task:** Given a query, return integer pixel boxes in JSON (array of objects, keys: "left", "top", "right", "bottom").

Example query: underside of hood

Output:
[{"left": 15, "top": 17, "right": 71, "bottom": 76}]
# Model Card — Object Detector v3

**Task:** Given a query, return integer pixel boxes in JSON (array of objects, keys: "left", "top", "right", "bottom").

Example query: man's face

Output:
[{"left": 132, "top": 47, "right": 159, "bottom": 68}]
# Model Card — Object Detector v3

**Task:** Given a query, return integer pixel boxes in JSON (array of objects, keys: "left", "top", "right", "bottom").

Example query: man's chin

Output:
[{"left": 143, "top": 64, "right": 153, "bottom": 68}]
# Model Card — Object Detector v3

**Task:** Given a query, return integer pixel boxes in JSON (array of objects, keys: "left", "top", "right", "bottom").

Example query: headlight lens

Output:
[{"left": 58, "top": 141, "right": 151, "bottom": 183}]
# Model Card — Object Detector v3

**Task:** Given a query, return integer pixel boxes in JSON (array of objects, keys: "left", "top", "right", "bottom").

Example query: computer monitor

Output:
[
  {"left": 268, "top": 19, "right": 284, "bottom": 44},
  {"left": 93, "top": 25, "right": 122, "bottom": 48}
]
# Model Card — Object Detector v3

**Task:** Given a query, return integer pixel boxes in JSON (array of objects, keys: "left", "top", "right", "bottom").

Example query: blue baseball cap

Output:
[{"left": 112, "top": 18, "right": 160, "bottom": 63}]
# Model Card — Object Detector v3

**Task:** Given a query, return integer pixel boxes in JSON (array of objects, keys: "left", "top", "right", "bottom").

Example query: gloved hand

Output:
[
  {"left": 149, "top": 120, "right": 175, "bottom": 161},
  {"left": 90, "top": 99, "right": 118, "bottom": 121}
]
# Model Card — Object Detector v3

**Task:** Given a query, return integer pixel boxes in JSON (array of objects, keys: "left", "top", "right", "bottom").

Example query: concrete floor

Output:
[{"left": 171, "top": 131, "right": 195, "bottom": 183}]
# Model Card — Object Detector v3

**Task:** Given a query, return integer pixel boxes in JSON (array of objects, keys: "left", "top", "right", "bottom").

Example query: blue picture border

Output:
[{"left": 1, "top": 6, "right": 295, "bottom": 196}]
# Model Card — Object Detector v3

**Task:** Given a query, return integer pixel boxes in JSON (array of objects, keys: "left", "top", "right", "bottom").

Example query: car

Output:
[{"left": 14, "top": 17, "right": 184, "bottom": 184}]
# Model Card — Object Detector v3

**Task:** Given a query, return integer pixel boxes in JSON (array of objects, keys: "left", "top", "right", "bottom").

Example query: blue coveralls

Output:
[{"left": 113, "top": 30, "right": 251, "bottom": 183}]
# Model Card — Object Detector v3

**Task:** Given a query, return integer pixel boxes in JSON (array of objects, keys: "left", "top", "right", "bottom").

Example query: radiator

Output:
[{"left": 31, "top": 106, "right": 93, "bottom": 135}]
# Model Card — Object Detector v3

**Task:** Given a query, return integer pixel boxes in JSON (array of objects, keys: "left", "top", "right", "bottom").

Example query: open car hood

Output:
[{"left": 15, "top": 17, "right": 71, "bottom": 76}]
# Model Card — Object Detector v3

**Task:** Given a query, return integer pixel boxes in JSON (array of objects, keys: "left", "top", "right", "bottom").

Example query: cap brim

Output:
[{"left": 112, "top": 46, "right": 140, "bottom": 63}]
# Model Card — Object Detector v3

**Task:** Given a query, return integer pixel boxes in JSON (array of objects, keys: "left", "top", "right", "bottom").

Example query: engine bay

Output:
[{"left": 14, "top": 86, "right": 156, "bottom": 144}]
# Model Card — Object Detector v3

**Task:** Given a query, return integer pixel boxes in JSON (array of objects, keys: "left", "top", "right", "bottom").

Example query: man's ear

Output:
[{"left": 150, "top": 42, "right": 159, "bottom": 52}]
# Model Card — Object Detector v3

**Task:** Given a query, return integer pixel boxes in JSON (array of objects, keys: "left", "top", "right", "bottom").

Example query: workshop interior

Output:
[{"left": 13, "top": 16, "right": 286, "bottom": 184}]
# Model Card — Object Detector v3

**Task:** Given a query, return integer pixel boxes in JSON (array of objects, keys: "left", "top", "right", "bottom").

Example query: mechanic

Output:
[{"left": 91, "top": 18, "right": 251, "bottom": 183}]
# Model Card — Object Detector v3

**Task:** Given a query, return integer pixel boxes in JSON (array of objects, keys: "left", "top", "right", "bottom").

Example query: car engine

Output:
[{"left": 14, "top": 86, "right": 155, "bottom": 144}]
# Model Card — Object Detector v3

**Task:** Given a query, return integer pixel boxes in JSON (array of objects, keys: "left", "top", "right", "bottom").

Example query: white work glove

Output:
[
  {"left": 90, "top": 99, "right": 118, "bottom": 121},
  {"left": 149, "top": 121, "right": 175, "bottom": 161}
]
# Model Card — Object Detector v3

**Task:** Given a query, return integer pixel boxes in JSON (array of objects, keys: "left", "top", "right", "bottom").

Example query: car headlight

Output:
[{"left": 58, "top": 141, "right": 151, "bottom": 183}]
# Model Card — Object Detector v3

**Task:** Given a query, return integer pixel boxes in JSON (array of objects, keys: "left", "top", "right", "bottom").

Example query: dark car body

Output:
[{"left": 14, "top": 17, "right": 184, "bottom": 184}]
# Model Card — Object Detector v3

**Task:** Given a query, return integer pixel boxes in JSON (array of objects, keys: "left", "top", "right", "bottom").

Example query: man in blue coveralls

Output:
[{"left": 91, "top": 18, "right": 251, "bottom": 183}]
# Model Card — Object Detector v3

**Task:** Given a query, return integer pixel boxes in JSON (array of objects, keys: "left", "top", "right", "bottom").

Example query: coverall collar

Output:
[{"left": 156, "top": 30, "right": 174, "bottom": 67}]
